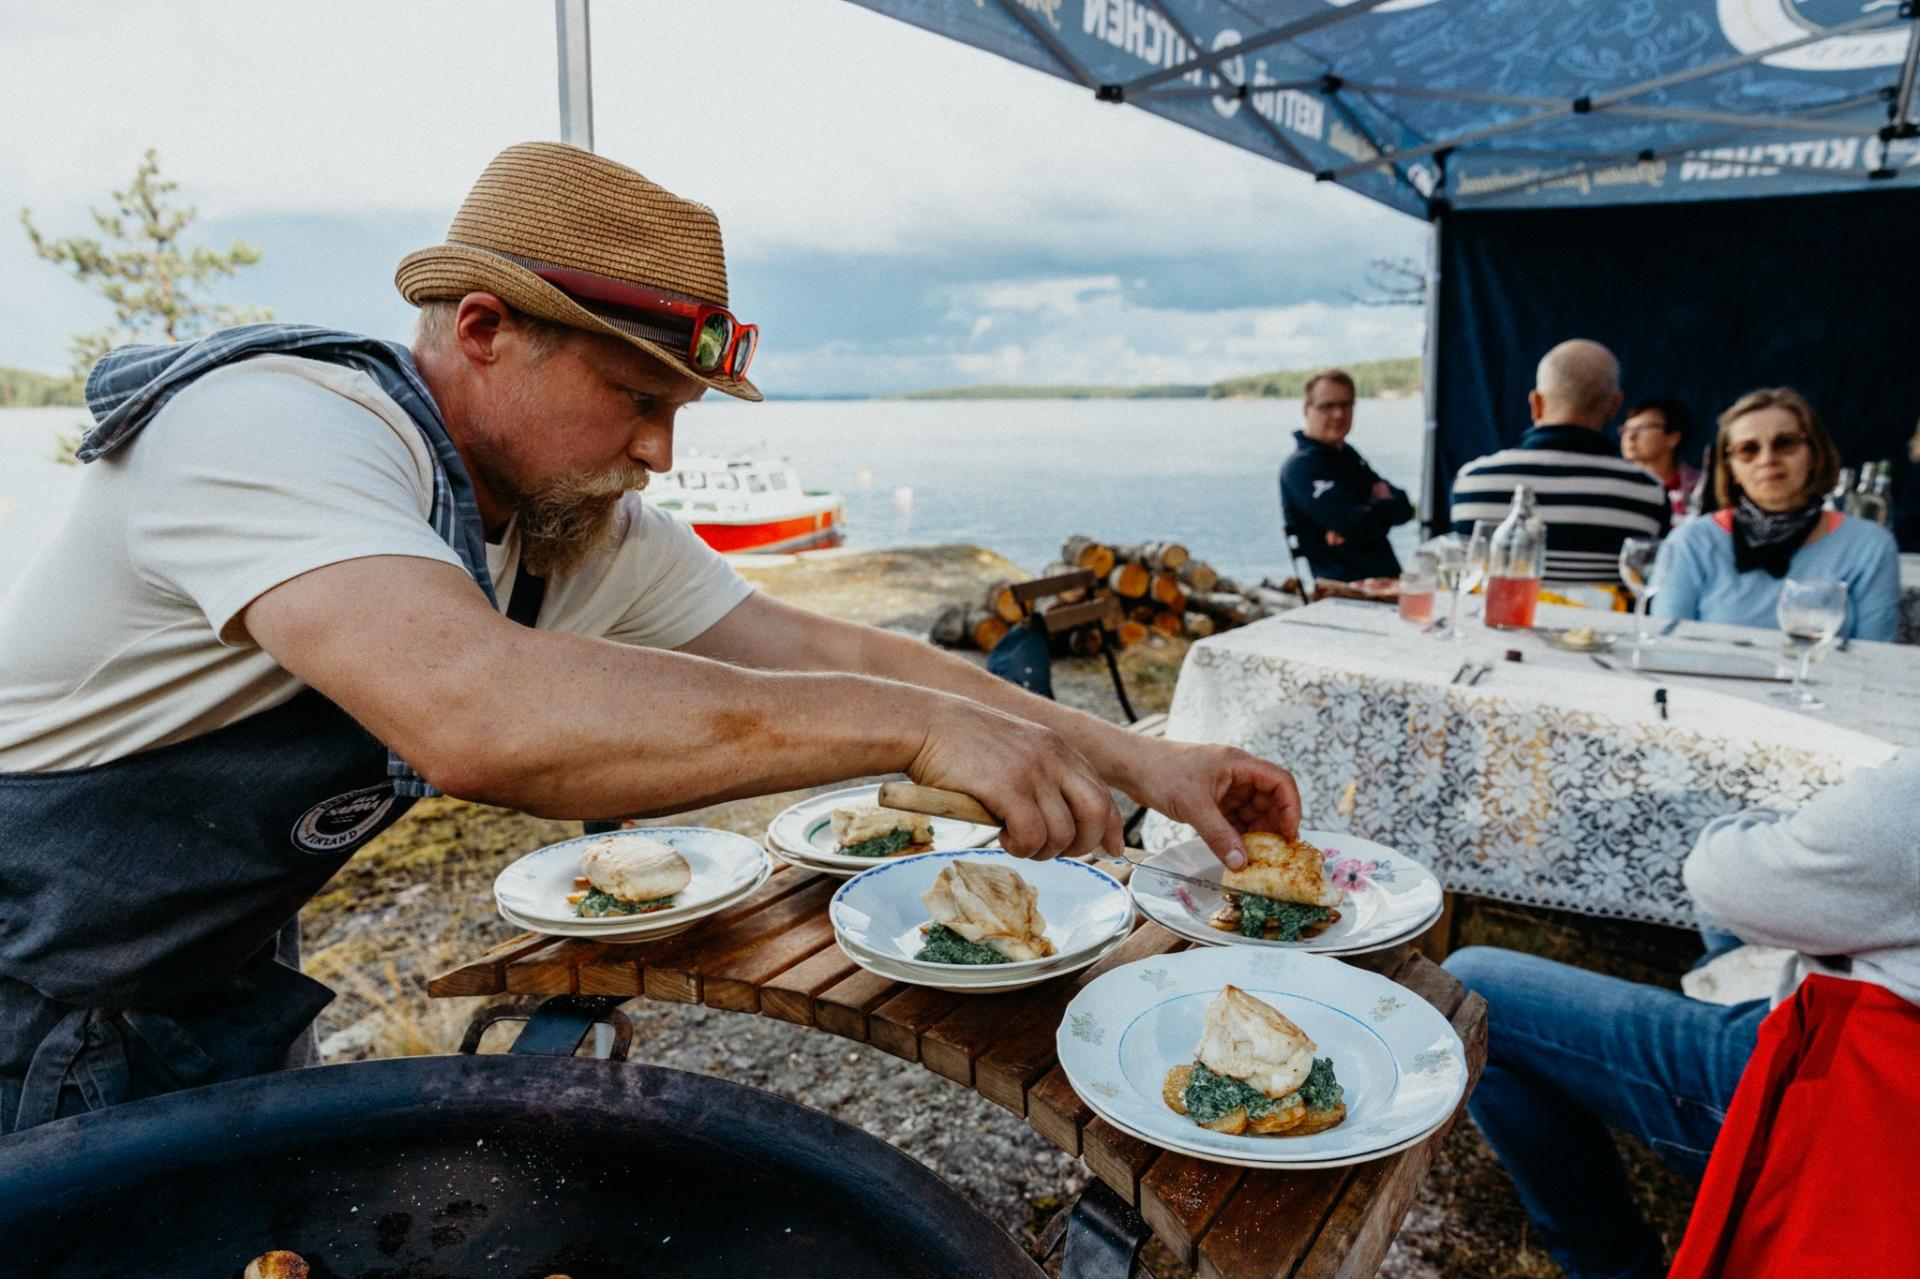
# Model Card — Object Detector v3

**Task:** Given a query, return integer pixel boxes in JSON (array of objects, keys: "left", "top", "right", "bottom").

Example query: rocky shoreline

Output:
[{"left": 300, "top": 543, "right": 1693, "bottom": 1278}]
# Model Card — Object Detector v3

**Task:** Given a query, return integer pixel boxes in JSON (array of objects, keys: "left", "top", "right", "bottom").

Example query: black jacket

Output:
[{"left": 1279, "top": 431, "right": 1414, "bottom": 581}]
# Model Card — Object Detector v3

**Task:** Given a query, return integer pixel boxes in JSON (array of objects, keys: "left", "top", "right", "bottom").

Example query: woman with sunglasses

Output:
[{"left": 1650, "top": 388, "right": 1899, "bottom": 641}]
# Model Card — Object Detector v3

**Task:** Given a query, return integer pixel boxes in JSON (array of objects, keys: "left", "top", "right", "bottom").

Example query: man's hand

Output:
[
  {"left": 908, "top": 698, "right": 1123, "bottom": 860},
  {"left": 1324, "top": 529, "right": 1348, "bottom": 547},
  {"left": 1371, "top": 479, "right": 1393, "bottom": 501},
  {"left": 1124, "top": 740, "right": 1301, "bottom": 870}
]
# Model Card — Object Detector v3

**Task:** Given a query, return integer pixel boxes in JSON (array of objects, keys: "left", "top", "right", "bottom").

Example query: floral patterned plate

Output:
[
  {"left": 1056, "top": 947, "right": 1467, "bottom": 1168},
  {"left": 1129, "top": 830, "right": 1442, "bottom": 954}
]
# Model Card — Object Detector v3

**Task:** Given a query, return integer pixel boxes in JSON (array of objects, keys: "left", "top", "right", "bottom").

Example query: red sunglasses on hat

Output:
[{"left": 532, "top": 265, "right": 758, "bottom": 382}]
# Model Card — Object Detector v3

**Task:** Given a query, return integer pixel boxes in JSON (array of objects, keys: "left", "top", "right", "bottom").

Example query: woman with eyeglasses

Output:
[{"left": 1650, "top": 388, "right": 1899, "bottom": 641}]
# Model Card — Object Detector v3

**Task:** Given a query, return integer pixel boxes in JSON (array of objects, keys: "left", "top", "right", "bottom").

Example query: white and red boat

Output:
[{"left": 645, "top": 454, "right": 845, "bottom": 554}]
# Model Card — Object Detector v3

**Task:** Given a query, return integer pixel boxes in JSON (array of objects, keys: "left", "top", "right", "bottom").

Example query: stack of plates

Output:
[
  {"left": 764, "top": 782, "right": 999, "bottom": 878},
  {"left": 829, "top": 850, "right": 1135, "bottom": 993},
  {"left": 1057, "top": 947, "right": 1468, "bottom": 1169},
  {"left": 1129, "top": 831, "right": 1443, "bottom": 956},
  {"left": 492, "top": 826, "right": 771, "bottom": 941}
]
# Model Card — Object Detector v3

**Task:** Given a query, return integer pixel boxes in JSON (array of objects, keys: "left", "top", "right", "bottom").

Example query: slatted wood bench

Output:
[{"left": 431, "top": 859, "right": 1487, "bottom": 1278}]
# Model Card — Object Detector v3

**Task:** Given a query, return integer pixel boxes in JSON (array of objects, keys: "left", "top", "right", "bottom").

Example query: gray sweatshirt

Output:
[{"left": 1684, "top": 749, "right": 1920, "bottom": 1007}]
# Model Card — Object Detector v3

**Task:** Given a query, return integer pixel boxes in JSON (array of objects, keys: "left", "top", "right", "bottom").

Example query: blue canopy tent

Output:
[{"left": 841, "top": 0, "right": 1920, "bottom": 547}]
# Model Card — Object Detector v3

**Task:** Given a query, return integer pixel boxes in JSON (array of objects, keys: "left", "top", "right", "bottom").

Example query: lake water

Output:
[{"left": 0, "top": 398, "right": 1426, "bottom": 598}]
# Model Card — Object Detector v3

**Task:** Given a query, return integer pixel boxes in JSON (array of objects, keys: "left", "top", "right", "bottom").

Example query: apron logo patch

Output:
[{"left": 292, "top": 785, "right": 397, "bottom": 853}]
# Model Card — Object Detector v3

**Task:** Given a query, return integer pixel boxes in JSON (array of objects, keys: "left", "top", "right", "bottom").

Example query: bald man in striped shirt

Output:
[{"left": 1450, "top": 339, "right": 1668, "bottom": 587}]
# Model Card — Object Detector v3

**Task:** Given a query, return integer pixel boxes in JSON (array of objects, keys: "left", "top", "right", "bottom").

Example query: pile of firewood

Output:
[{"left": 928, "top": 535, "right": 1302, "bottom": 652}]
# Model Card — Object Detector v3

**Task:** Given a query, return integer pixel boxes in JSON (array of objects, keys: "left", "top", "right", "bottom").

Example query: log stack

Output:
[{"left": 927, "top": 535, "right": 1303, "bottom": 650}]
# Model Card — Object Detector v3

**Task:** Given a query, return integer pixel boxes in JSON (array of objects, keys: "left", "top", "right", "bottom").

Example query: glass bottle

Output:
[
  {"left": 1484, "top": 485, "right": 1548, "bottom": 630},
  {"left": 1856, "top": 460, "right": 1893, "bottom": 527},
  {"left": 1847, "top": 465, "right": 1876, "bottom": 519},
  {"left": 1829, "top": 466, "right": 1855, "bottom": 513}
]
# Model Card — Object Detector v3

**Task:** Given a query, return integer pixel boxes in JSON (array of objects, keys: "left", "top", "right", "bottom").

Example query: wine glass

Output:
[
  {"left": 1428, "top": 535, "right": 1469, "bottom": 640},
  {"left": 1463, "top": 520, "right": 1495, "bottom": 601},
  {"left": 1618, "top": 538, "right": 1660, "bottom": 652},
  {"left": 1773, "top": 579, "right": 1848, "bottom": 709}
]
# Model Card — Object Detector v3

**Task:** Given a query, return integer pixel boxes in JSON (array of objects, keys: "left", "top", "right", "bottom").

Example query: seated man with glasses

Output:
[
  {"left": 1650, "top": 387, "right": 1899, "bottom": 642},
  {"left": 1278, "top": 368, "right": 1414, "bottom": 582},
  {"left": 1618, "top": 396, "right": 1703, "bottom": 519}
]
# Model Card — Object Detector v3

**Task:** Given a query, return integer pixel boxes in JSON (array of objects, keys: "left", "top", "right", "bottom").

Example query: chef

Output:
[{"left": 0, "top": 143, "right": 1300, "bottom": 1131}]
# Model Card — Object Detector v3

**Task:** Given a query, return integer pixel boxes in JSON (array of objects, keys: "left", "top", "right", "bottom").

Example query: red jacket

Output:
[{"left": 1670, "top": 974, "right": 1920, "bottom": 1278}]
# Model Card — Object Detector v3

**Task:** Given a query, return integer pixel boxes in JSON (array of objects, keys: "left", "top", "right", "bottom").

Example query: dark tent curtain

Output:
[{"left": 1432, "top": 186, "right": 1920, "bottom": 550}]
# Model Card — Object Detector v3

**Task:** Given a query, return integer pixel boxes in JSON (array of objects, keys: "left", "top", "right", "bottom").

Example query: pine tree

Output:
[{"left": 21, "top": 149, "right": 272, "bottom": 461}]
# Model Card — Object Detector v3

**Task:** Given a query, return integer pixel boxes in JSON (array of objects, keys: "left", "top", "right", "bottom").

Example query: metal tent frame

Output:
[{"left": 546, "top": 1, "right": 1920, "bottom": 540}]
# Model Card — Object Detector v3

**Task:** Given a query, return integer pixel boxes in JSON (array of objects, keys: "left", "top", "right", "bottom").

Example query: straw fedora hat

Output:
[{"left": 396, "top": 141, "right": 761, "bottom": 402}]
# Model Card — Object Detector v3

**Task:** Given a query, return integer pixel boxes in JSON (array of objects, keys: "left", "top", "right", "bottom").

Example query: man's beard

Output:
[{"left": 516, "top": 462, "right": 652, "bottom": 576}]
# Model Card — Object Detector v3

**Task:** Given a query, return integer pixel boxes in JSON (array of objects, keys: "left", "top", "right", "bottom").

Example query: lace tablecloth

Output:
[{"left": 1143, "top": 600, "right": 1915, "bottom": 928}]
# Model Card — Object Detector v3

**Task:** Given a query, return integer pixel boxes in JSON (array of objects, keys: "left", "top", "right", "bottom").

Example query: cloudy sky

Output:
[{"left": 0, "top": 0, "right": 1425, "bottom": 397}]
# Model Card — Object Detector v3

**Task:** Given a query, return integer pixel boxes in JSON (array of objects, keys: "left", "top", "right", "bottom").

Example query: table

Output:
[
  {"left": 1142, "top": 599, "right": 1917, "bottom": 929},
  {"left": 430, "top": 859, "right": 1487, "bottom": 1279}
]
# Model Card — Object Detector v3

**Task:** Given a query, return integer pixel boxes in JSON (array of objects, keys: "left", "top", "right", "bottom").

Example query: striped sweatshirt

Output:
[{"left": 1449, "top": 424, "right": 1669, "bottom": 584}]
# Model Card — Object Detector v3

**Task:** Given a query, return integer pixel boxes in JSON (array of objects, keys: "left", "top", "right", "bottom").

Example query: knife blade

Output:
[{"left": 874, "top": 781, "right": 1230, "bottom": 896}]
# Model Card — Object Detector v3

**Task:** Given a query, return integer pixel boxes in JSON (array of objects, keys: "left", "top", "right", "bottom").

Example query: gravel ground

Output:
[{"left": 302, "top": 545, "right": 1699, "bottom": 1278}]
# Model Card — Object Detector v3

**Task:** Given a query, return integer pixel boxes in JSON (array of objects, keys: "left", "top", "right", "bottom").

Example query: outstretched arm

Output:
[
  {"left": 243, "top": 555, "right": 1122, "bottom": 857},
  {"left": 680, "top": 590, "right": 1302, "bottom": 867}
]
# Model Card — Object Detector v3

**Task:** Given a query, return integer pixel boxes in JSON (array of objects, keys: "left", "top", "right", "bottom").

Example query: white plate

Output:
[
  {"left": 494, "top": 826, "right": 769, "bottom": 927},
  {"left": 1130, "top": 832, "right": 1442, "bottom": 954},
  {"left": 763, "top": 837, "right": 864, "bottom": 879},
  {"left": 496, "top": 859, "right": 772, "bottom": 940},
  {"left": 1056, "top": 948, "right": 1467, "bottom": 1168},
  {"left": 837, "top": 909, "right": 1131, "bottom": 976},
  {"left": 830, "top": 850, "right": 1133, "bottom": 973},
  {"left": 498, "top": 900, "right": 695, "bottom": 942},
  {"left": 833, "top": 927, "right": 1130, "bottom": 993},
  {"left": 766, "top": 782, "right": 999, "bottom": 868}
]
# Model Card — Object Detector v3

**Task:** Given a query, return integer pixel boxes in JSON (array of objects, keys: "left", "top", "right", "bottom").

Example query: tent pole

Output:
[
  {"left": 555, "top": 0, "right": 594, "bottom": 151},
  {"left": 1419, "top": 214, "right": 1444, "bottom": 539},
  {"left": 993, "top": 0, "right": 1097, "bottom": 88},
  {"left": 1892, "top": 19, "right": 1920, "bottom": 137}
]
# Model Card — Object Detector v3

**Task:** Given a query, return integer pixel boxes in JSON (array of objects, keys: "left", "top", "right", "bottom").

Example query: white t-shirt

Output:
[{"left": 0, "top": 355, "right": 752, "bottom": 771}]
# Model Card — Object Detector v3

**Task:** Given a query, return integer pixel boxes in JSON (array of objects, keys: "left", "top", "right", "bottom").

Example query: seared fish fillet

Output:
[
  {"left": 921, "top": 860, "right": 1056, "bottom": 961},
  {"left": 1220, "top": 831, "right": 1344, "bottom": 908},
  {"left": 1195, "top": 984, "right": 1317, "bottom": 1099},
  {"left": 831, "top": 802, "right": 934, "bottom": 847},
  {"left": 579, "top": 835, "right": 691, "bottom": 903}
]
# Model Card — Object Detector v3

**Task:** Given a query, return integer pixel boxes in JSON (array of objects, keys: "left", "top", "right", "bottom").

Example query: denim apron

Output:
[{"left": 0, "top": 326, "right": 540, "bottom": 1134}]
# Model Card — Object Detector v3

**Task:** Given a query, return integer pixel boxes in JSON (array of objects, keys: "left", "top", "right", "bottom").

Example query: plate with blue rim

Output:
[
  {"left": 1129, "top": 831, "right": 1442, "bottom": 954},
  {"left": 1056, "top": 947, "right": 1467, "bottom": 1169},
  {"left": 833, "top": 925, "right": 1131, "bottom": 993},
  {"left": 767, "top": 781, "right": 1000, "bottom": 870},
  {"left": 830, "top": 849, "right": 1133, "bottom": 976},
  {"left": 493, "top": 826, "right": 770, "bottom": 927}
]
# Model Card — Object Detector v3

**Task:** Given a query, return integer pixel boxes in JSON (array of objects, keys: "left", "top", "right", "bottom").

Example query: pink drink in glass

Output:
[
  {"left": 1398, "top": 590, "right": 1435, "bottom": 623},
  {"left": 1484, "top": 575, "right": 1540, "bottom": 629}
]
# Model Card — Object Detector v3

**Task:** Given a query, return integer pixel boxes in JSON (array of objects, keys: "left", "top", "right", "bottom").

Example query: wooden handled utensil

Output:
[{"left": 875, "top": 781, "right": 1229, "bottom": 896}]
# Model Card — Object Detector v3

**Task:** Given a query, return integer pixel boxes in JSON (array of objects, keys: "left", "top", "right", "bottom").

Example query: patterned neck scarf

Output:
[{"left": 1730, "top": 493, "right": 1824, "bottom": 578}]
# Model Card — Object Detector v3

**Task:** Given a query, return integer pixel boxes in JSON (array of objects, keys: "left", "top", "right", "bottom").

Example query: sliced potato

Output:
[
  {"left": 1162, "top": 1064, "right": 1194, "bottom": 1115},
  {"left": 1284, "top": 1100, "right": 1347, "bottom": 1136}
]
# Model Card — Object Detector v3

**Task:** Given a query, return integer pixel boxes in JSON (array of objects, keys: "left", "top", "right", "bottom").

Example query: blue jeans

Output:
[{"left": 1444, "top": 947, "right": 1769, "bottom": 1279}]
